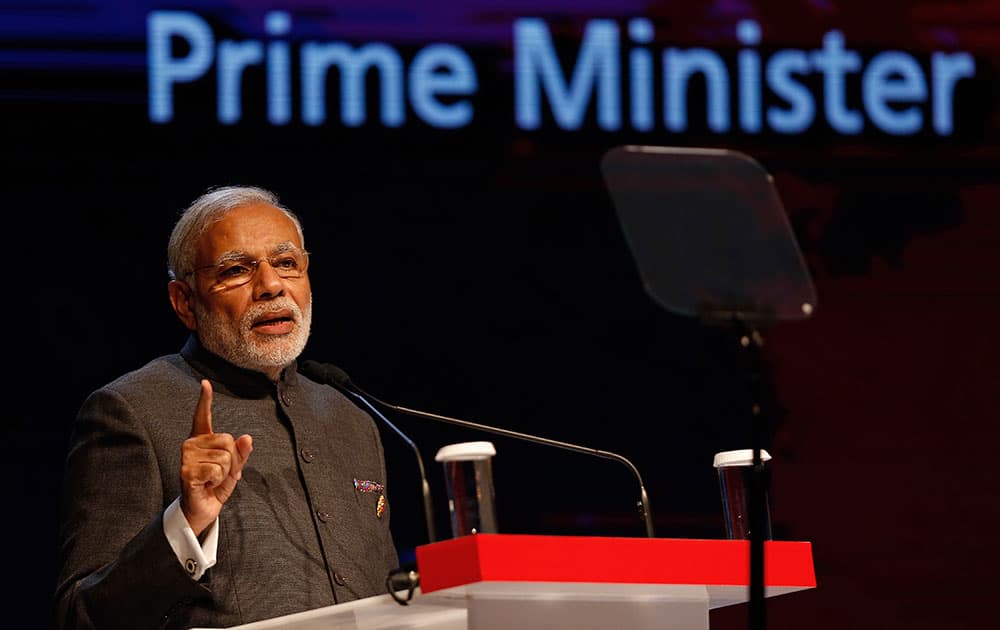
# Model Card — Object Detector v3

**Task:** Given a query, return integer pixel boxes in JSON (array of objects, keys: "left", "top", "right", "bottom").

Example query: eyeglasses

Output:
[{"left": 186, "top": 248, "right": 310, "bottom": 290}]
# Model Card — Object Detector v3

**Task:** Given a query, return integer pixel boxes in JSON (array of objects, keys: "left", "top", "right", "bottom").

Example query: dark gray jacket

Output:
[{"left": 56, "top": 336, "right": 398, "bottom": 629}]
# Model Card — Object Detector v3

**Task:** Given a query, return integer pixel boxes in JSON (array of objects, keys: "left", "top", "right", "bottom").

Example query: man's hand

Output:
[{"left": 179, "top": 380, "right": 253, "bottom": 536}]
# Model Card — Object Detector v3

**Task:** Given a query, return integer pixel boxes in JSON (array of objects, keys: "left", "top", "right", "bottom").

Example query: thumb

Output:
[
  {"left": 236, "top": 434, "right": 253, "bottom": 460},
  {"left": 229, "top": 434, "right": 254, "bottom": 482},
  {"left": 190, "top": 379, "right": 214, "bottom": 437}
]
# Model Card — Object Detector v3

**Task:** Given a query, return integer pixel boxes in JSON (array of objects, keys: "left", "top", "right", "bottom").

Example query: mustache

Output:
[{"left": 242, "top": 299, "right": 302, "bottom": 327}]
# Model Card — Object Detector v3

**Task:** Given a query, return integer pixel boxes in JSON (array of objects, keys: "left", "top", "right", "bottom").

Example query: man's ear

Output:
[{"left": 168, "top": 280, "right": 198, "bottom": 331}]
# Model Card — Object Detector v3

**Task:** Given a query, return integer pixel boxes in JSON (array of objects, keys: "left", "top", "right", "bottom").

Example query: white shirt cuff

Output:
[{"left": 163, "top": 497, "right": 218, "bottom": 581}]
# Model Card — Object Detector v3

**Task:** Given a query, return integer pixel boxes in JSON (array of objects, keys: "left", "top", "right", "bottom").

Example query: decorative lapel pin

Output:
[
  {"left": 353, "top": 478, "right": 384, "bottom": 494},
  {"left": 354, "top": 478, "right": 386, "bottom": 517}
]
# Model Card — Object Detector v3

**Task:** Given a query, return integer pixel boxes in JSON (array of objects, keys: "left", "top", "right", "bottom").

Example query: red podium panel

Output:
[
  {"left": 414, "top": 534, "right": 815, "bottom": 630},
  {"left": 416, "top": 534, "right": 816, "bottom": 593}
]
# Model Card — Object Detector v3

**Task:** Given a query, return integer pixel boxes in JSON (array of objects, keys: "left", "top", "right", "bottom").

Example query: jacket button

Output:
[
  {"left": 300, "top": 447, "right": 316, "bottom": 463},
  {"left": 279, "top": 390, "right": 291, "bottom": 406},
  {"left": 333, "top": 571, "right": 347, "bottom": 586},
  {"left": 316, "top": 509, "right": 330, "bottom": 523}
]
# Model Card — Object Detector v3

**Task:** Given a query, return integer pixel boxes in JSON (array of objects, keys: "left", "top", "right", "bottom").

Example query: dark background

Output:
[{"left": 4, "top": 2, "right": 999, "bottom": 628}]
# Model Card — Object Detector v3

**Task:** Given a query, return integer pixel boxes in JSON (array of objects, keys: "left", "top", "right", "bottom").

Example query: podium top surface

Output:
[{"left": 416, "top": 534, "right": 816, "bottom": 594}]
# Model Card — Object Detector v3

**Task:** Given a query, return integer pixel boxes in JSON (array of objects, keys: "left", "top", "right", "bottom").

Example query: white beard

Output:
[{"left": 194, "top": 295, "right": 312, "bottom": 375}]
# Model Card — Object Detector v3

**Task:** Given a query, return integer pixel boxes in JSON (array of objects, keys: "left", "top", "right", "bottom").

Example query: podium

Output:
[{"left": 210, "top": 534, "right": 815, "bottom": 630}]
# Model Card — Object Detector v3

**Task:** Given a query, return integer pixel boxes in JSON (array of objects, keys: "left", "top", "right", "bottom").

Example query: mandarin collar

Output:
[{"left": 180, "top": 334, "right": 299, "bottom": 396}]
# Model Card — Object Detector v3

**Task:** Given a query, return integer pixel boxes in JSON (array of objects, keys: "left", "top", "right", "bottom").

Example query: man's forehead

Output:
[
  {"left": 197, "top": 203, "right": 302, "bottom": 258},
  {"left": 212, "top": 241, "right": 298, "bottom": 262}
]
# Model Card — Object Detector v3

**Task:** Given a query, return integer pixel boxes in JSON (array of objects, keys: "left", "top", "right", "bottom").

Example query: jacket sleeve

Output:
[{"left": 54, "top": 388, "right": 210, "bottom": 630}]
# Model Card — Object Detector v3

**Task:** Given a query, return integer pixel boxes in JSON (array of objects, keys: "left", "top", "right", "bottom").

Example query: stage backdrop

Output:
[{"left": 4, "top": 2, "right": 999, "bottom": 628}]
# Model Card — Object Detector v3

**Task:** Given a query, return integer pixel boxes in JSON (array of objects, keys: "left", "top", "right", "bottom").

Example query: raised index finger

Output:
[{"left": 190, "top": 379, "right": 214, "bottom": 437}]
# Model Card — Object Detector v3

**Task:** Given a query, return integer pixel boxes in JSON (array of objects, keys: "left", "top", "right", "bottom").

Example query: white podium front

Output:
[
  {"left": 198, "top": 535, "right": 816, "bottom": 630},
  {"left": 192, "top": 589, "right": 467, "bottom": 630}
]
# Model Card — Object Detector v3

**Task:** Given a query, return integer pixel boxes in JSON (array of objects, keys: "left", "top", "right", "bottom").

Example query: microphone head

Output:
[{"left": 299, "top": 360, "right": 353, "bottom": 389}]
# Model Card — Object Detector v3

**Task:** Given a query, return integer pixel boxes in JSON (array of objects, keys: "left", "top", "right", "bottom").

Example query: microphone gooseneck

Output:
[
  {"left": 299, "top": 360, "right": 438, "bottom": 544},
  {"left": 332, "top": 365, "right": 656, "bottom": 539}
]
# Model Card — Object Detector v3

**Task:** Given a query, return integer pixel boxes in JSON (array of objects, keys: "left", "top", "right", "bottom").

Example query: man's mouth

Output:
[{"left": 251, "top": 311, "right": 296, "bottom": 335}]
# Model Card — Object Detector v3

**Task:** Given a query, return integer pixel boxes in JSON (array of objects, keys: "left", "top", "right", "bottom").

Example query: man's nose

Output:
[{"left": 252, "top": 260, "right": 285, "bottom": 299}]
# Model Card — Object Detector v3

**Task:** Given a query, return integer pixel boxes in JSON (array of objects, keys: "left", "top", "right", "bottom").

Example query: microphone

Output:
[
  {"left": 309, "top": 362, "right": 656, "bottom": 538},
  {"left": 299, "top": 360, "right": 438, "bottom": 544}
]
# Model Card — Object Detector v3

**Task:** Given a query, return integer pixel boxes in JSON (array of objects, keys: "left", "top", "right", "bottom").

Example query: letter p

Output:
[{"left": 148, "top": 11, "right": 214, "bottom": 123}]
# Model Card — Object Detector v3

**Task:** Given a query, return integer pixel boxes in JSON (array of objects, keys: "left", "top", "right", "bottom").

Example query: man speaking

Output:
[{"left": 55, "top": 186, "right": 398, "bottom": 629}]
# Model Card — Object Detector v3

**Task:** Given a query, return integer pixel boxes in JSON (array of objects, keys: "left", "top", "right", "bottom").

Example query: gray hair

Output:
[{"left": 167, "top": 185, "right": 305, "bottom": 280}]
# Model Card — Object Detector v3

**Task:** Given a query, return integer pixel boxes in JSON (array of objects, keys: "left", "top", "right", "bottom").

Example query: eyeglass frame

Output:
[{"left": 181, "top": 245, "right": 311, "bottom": 290}]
